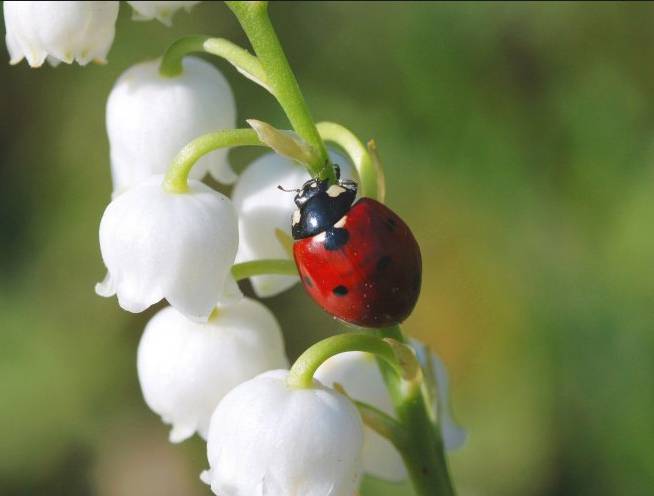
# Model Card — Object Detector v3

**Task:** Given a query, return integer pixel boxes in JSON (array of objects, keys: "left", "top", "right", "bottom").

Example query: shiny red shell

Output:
[{"left": 293, "top": 198, "right": 422, "bottom": 328}]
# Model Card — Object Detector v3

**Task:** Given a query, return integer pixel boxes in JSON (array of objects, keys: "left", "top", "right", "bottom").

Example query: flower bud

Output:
[
  {"left": 138, "top": 298, "right": 288, "bottom": 443},
  {"left": 315, "top": 344, "right": 466, "bottom": 482},
  {"left": 232, "top": 152, "right": 356, "bottom": 298},
  {"left": 106, "top": 57, "right": 236, "bottom": 196},
  {"left": 4, "top": 1, "right": 119, "bottom": 67},
  {"left": 203, "top": 370, "right": 363, "bottom": 496},
  {"left": 127, "top": 1, "right": 200, "bottom": 26},
  {"left": 96, "top": 175, "right": 238, "bottom": 321}
]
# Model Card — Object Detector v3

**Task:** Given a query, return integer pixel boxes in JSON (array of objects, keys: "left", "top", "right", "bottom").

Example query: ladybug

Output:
[{"left": 288, "top": 167, "right": 422, "bottom": 328}]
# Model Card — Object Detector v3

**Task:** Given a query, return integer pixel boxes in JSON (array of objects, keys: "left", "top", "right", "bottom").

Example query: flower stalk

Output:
[
  {"left": 376, "top": 326, "right": 456, "bottom": 496},
  {"left": 287, "top": 333, "right": 418, "bottom": 391},
  {"left": 231, "top": 259, "right": 297, "bottom": 281},
  {"left": 226, "top": 1, "right": 334, "bottom": 182},
  {"left": 158, "top": 35, "right": 269, "bottom": 91},
  {"left": 333, "top": 383, "right": 407, "bottom": 451},
  {"left": 317, "top": 121, "right": 379, "bottom": 200},
  {"left": 163, "top": 128, "right": 264, "bottom": 193}
]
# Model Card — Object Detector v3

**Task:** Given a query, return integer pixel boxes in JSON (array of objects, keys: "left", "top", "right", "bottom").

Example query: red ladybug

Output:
[{"left": 289, "top": 168, "right": 422, "bottom": 328}]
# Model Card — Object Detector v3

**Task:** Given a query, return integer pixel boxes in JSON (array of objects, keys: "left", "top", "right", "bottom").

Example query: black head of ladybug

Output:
[{"left": 289, "top": 165, "right": 358, "bottom": 240}]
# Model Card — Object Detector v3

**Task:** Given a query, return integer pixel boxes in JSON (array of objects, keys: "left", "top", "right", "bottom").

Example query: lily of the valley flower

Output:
[
  {"left": 315, "top": 343, "right": 467, "bottom": 482},
  {"left": 127, "top": 1, "right": 200, "bottom": 26},
  {"left": 232, "top": 151, "right": 356, "bottom": 298},
  {"left": 315, "top": 351, "right": 406, "bottom": 482},
  {"left": 106, "top": 57, "right": 236, "bottom": 196},
  {"left": 96, "top": 175, "right": 239, "bottom": 321},
  {"left": 138, "top": 298, "right": 288, "bottom": 443},
  {"left": 203, "top": 370, "right": 363, "bottom": 496},
  {"left": 4, "top": 1, "right": 119, "bottom": 67}
]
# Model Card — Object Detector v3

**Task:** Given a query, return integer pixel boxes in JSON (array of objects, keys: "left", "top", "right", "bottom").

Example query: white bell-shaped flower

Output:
[
  {"left": 138, "top": 298, "right": 288, "bottom": 443},
  {"left": 96, "top": 175, "right": 239, "bottom": 321},
  {"left": 4, "top": 1, "right": 119, "bottom": 67},
  {"left": 315, "top": 344, "right": 466, "bottom": 482},
  {"left": 127, "top": 1, "right": 200, "bottom": 26},
  {"left": 106, "top": 57, "right": 236, "bottom": 196},
  {"left": 203, "top": 370, "right": 363, "bottom": 496},
  {"left": 232, "top": 151, "right": 356, "bottom": 298},
  {"left": 315, "top": 351, "right": 406, "bottom": 482}
]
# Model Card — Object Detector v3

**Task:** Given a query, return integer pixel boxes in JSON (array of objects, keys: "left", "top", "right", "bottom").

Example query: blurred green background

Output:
[{"left": 2, "top": 2, "right": 654, "bottom": 495}]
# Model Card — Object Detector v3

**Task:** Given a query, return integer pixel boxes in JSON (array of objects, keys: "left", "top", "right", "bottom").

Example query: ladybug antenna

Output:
[{"left": 277, "top": 185, "right": 301, "bottom": 193}]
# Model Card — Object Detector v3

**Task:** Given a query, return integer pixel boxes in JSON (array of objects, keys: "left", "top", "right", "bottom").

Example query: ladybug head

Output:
[{"left": 288, "top": 165, "right": 358, "bottom": 239}]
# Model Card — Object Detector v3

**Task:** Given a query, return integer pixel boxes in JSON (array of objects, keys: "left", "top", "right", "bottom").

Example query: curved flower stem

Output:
[
  {"left": 317, "top": 122, "right": 379, "bottom": 200},
  {"left": 159, "top": 35, "right": 207, "bottom": 76},
  {"left": 376, "top": 326, "right": 455, "bottom": 496},
  {"left": 287, "top": 333, "right": 414, "bottom": 390},
  {"left": 348, "top": 396, "right": 407, "bottom": 450},
  {"left": 226, "top": 1, "right": 334, "bottom": 182},
  {"left": 158, "top": 35, "right": 269, "bottom": 92},
  {"left": 231, "top": 259, "right": 297, "bottom": 281},
  {"left": 163, "top": 128, "right": 265, "bottom": 193}
]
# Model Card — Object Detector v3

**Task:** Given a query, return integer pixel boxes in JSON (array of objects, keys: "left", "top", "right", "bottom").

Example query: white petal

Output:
[
  {"left": 5, "top": 30, "right": 24, "bottom": 65},
  {"left": 127, "top": 1, "right": 200, "bottom": 26},
  {"left": 106, "top": 57, "right": 236, "bottom": 194},
  {"left": 232, "top": 151, "right": 356, "bottom": 298},
  {"left": 205, "top": 370, "right": 363, "bottom": 496},
  {"left": 97, "top": 176, "right": 238, "bottom": 320},
  {"left": 169, "top": 423, "right": 195, "bottom": 444},
  {"left": 138, "top": 299, "right": 288, "bottom": 443},
  {"left": 3, "top": 1, "right": 118, "bottom": 67},
  {"left": 199, "top": 470, "right": 212, "bottom": 485},
  {"left": 94, "top": 271, "right": 115, "bottom": 298}
]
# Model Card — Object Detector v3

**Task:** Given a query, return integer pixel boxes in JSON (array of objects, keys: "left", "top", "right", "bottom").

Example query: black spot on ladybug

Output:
[
  {"left": 376, "top": 255, "right": 392, "bottom": 271},
  {"left": 303, "top": 276, "right": 313, "bottom": 288},
  {"left": 332, "top": 285, "right": 349, "bottom": 296},
  {"left": 323, "top": 227, "right": 349, "bottom": 251},
  {"left": 384, "top": 217, "right": 396, "bottom": 232}
]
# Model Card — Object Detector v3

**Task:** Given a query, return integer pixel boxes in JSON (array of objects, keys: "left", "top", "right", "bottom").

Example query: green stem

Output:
[
  {"left": 159, "top": 35, "right": 208, "bottom": 76},
  {"left": 231, "top": 259, "right": 297, "bottom": 281},
  {"left": 350, "top": 397, "right": 407, "bottom": 450},
  {"left": 226, "top": 1, "right": 333, "bottom": 182},
  {"left": 287, "top": 333, "right": 405, "bottom": 389},
  {"left": 158, "top": 35, "right": 269, "bottom": 91},
  {"left": 163, "top": 128, "right": 264, "bottom": 193},
  {"left": 376, "top": 326, "right": 455, "bottom": 496},
  {"left": 317, "top": 122, "right": 378, "bottom": 200}
]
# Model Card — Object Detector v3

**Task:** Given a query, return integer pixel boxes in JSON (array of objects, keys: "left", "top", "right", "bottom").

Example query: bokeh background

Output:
[{"left": 2, "top": 2, "right": 654, "bottom": 495}]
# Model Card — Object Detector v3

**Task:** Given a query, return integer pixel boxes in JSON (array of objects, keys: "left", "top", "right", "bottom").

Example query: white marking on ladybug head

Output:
[
  {"left": 326, "top": 185, "right": 346, "bottom": 198},
  {"left": 334, "top": 216, "right": 347, "bottom": 228},
  {"left": 292, "top": 209, "right": 301, "bottom": 226},
  {"left": 314, "top": 232, "right": 327, "bottom": 242},
  {"left": 310, "top": 182, "right": 318, "bottom": 188}
]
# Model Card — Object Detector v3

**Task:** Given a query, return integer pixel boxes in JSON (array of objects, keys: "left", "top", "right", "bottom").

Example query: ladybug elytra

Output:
[{"left": 290, "top": 167, "right": 422, "bottom": 328}]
